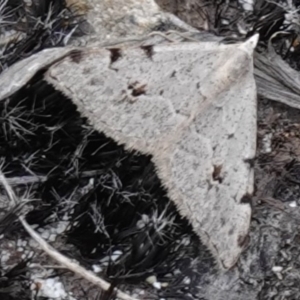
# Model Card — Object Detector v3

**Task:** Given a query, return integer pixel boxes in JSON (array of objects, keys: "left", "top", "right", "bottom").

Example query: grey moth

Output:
[{"left": 0, "top": 34, "right": 258, "bottom": 269}]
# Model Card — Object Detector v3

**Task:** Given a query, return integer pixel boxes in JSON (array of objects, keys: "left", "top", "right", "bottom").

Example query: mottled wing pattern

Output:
[
  {"left": 157, "top": 51, "right": 256, "bottom": 268},
  {"left": 45, "top": 37, "right": 257, "bottom": 269}
]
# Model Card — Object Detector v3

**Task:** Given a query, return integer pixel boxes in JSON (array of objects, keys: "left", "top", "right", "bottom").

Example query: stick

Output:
[{"left": 19, "top": 216, "right": 139, "bottom": 300}]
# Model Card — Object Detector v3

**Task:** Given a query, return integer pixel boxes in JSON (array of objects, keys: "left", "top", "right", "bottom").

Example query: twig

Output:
[
  {"left": 3, "top": 175, "right": 47, "bottom": 186},
  {"left": 19, "top": 217, "right": 139, "bottom": 300},
  {"left": 0, "top": 170, "right": 107, "bottom": 187}
]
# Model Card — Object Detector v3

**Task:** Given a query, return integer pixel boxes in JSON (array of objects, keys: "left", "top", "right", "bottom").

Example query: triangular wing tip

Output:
[{"left": 239, "top": 33, "right": 259, "bottom": 55}]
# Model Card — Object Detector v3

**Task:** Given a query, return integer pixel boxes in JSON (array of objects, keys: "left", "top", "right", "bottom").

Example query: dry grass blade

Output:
[
  {"left": 0, "top": 168, "right": 17, "bottom": 207},
  {"left": 254, "top": 39, "right": 300, "bottom": 109}
]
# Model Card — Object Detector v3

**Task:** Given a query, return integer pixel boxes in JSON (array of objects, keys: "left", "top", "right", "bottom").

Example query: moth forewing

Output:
[
  {"left": 158, "top": 66, "right": 256, "bottom": 269},
  {"left": 44, "top": 36, "right": 258, "bottom": 269}
]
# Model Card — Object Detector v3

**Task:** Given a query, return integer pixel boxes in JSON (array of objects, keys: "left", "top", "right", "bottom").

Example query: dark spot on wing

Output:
[
  {"left": 141, "top": 45, "right": 154, "bottom": 59},
  {"left": 244, "top": 157, "right": 256, "bottom": 168},
  {"left": 69, "top": 49, "right": 84, "bottom": 63},
  {"left": 128, "top": 82, "right": 147, "bottom": 97},
  {"left": 220, "top": 217, "right": 226, "bottom": 226},
  {"left": 228, "top": 227, "right": 234, "bottom": 235},
  {"left": 82, "top": 67, "right": 91, "bottom": 75},
  {"left": 240, "top": 193, "right": 253, "bottom": 206},
  {"left": 170, "top": 70, "right": 176, "bottom": 78},
  {"left": 132, "top": 85, "right": 147, "bottom": 97},
  {"left": 89, "top": 77, "right": 102, "bottom": 86},
  {"left": 212, "top": 165, "right": 223, "bottom": 183},
  {"left": 109, "top": 48, "right": 122, "bottom": 64},
  {"left": 227, "top": 133, "right": 234, "bottom": 139}
]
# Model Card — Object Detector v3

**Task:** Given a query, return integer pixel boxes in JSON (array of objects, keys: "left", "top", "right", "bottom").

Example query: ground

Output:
[{"left": 2, "top": 0, "right": 300, "bottom": 300}]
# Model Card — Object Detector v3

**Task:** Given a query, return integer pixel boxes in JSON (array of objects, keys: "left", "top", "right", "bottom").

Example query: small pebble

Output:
[
  {"left": 48, "top": 234, "right": 56, "bottom": 242},
  {"left": 41, "top": 230, "right": 50, "bottom": 240},
  {"left": 153, "top": 282, "right": 161, "bottom": 290},
  {"left": 146, "top": 275, "right": 157, "bottom": 285},
  {"left": 183, "top": 276, "right": 191, "bottom": 285},
  {"left": 173, "top": 269, "right": 181, "bottom": 275},
  {"left": 92, "top": 265, "right": 102, "bottom": 273},
  {"left": 272, "top": 266, "right": 283, "bottom": 273},
  {"left": 111, "top": 250, "right": 122, "bottom": 262}
]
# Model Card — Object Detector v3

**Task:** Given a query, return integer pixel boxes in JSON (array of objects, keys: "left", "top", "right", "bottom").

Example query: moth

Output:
[{"left": 0, "top": 34, "right": 258, "bottom": 269}]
